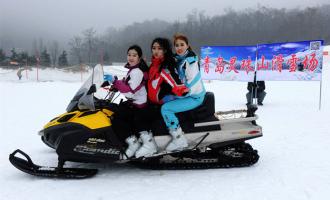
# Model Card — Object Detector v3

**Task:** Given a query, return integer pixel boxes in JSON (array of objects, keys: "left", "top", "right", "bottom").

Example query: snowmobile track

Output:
[{"left": 130, "top": 143, "right": 259, "bottom": 170}]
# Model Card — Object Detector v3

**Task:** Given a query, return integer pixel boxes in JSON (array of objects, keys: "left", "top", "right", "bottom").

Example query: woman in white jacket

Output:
[
  {"left": 161, "top": 33, "right": 206, "bottom": 152},
  {"left": 103, "top": 45, "right": 150, "bottom": 158}
]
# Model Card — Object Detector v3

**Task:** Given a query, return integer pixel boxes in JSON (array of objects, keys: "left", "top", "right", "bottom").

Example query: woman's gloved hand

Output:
[
  {"left": 101, "top": 74, "right": 118, "bottom": 88},
  {"left": 104, "top": 74, "right": 115, "bottom": 83},
  {"left": 172, "top": 85, "right": 189, "bottom": 96}
]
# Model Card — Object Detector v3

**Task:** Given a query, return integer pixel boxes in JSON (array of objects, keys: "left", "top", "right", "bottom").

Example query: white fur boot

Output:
[
  {"left": 122, "top": 135, "right": 141, "bottom": 159},
  {"left": 135, "top": 131, "right": 158, "bottom": 158},
  {"left": 165, "top": 126, "right": 188, "bottom": 152}
]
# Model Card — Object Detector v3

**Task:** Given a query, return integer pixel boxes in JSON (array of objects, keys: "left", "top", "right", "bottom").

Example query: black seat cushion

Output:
[
  {"left": 177, "top": 92, "right": 215, "bottom": 121},
  {"left": 151, "top": 92, "right": 220, "bottom": 135}
]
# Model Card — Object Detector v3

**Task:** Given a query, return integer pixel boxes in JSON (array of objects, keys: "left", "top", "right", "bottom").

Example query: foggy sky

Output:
[{"left": 1, "top": 0, "right": 329, "bottom": 50}]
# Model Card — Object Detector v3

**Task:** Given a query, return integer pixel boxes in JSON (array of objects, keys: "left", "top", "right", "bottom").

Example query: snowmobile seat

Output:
[
  {"left": 179, "top": 92, "right": 216, "bottom": 121},
  {"left": 151, "top": 92, "right": 221, "bottom": 136}
]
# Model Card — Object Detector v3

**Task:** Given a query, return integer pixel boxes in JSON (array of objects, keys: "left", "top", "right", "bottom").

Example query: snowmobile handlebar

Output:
[{"left": 93, "top": 88, "right": 119, "bottom": 110}]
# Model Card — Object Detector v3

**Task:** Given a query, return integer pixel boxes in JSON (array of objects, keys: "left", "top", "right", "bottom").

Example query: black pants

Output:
[
  {"left": 111, "top": 101, "right": 151, "bottom": 143},
  {"left": 246, "top": 91, "right": 267, "bottom": 104}
]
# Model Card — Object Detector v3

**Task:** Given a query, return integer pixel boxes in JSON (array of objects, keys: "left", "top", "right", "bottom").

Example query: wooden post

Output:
[
  {"left": 36, "top": 52, "right": 40, "bottom": 82},
  {"left": 25, "top": 59, "right": 28, "bottom": 79},
  {"left": 80, "top": 64, "right": 83, "bottom": 82}
]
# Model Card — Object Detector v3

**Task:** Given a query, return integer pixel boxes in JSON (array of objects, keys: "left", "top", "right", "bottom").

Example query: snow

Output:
[{"left": 1, "top": 57, "right": 330, "bottom": 200}]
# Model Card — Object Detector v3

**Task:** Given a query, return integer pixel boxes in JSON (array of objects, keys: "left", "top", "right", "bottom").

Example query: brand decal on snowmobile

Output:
[
  {"left": 87, "top": 138, "right": 106, "bottom": 144},
  {"left": 74, "top": 145, "right": 120, "bottom": 155}
]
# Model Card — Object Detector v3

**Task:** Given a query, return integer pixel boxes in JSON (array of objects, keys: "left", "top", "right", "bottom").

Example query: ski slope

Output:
[{"left": 1, "top": 61, "right": 330, "bottom": 200}]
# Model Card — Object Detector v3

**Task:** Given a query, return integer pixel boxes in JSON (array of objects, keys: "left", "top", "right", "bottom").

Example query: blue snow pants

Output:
[{"left": 161, "top": 94, "right": 205, "bottom": 130}]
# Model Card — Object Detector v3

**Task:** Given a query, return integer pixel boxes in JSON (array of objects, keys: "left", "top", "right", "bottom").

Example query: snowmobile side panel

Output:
[
  {"left": 43, "top": 109, "right": 113, "bottom": 130},
  {"left": 55, "top": 125, "right": 123, "bottom": 163},
  {"left": 194, "top": 114, "right": 259, "bottom": 127},
  {"left": 153, "top": 124, "right": 262, "bottom": 152},
  {"left": 41, "top": 122, "right": 124, "bottom": 163}
]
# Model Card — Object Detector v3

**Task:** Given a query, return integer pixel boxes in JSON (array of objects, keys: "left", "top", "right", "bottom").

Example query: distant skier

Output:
[
  {"left": 17, "top": 68, "right": 24, "bottom": 80},
  {"left": 246, "top": 81, "right": 266, "bottom": 106}
]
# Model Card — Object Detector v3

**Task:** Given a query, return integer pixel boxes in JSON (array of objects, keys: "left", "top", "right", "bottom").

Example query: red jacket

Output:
[{"left": 147, "top": 57, "right": 188, "bottom": 104}]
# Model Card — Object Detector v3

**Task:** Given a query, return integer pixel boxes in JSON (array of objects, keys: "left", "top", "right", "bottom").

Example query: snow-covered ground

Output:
[{"left": 1, "top": 60, "right": 330, "bottom": 200}]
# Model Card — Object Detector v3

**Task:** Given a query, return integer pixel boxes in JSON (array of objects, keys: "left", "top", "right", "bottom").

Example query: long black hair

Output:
[
  {"left": 127, "top": 44, "right": 148, "bottom": 72},
  {"left": 151, "top": 38, "right": 176, "bottom": 73}
]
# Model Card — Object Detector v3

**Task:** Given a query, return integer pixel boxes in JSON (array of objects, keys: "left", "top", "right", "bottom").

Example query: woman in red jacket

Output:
[
  {"left": 147, "top": 38, "right": 188, "bottom": 105},
  {"left": 135, "top": 38, "right": 188, "bottom": 158}
]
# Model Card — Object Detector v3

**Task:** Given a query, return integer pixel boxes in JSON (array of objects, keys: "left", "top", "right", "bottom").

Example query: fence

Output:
[{"left": 0, "top": 64, "right": 130, "bottom": 82}]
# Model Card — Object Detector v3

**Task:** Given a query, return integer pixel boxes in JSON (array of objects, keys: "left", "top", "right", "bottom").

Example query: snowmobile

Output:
[{"left": 9, "top": 64, "right": 263, "bottom": 179}]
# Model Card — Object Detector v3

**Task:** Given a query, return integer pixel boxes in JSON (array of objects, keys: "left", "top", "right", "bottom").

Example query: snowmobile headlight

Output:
[{"left": 38, "top": 130, "right": 44, "bottom": 136}]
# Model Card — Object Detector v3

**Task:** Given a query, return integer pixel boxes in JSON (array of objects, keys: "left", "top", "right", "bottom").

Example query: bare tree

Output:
[
  {"left": 68, "top": 36, "right": 83, "bottom": 64},
  {"left": 49, "top": 40, "right": 59, "bottom": 67},
  {"left": 82, "top": 28, "right": 97, "bottom": 65},
  {"left": 32, "top": 39, "right": 38, "bottom": 55},
  {"left": 38, "top": 38, "right": 44, "bottom": 53}
]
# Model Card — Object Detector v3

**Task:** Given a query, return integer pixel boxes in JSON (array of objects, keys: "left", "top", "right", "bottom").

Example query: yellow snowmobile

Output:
[{"left": 9, "top": 64, "right": 262, "bottom": 179}]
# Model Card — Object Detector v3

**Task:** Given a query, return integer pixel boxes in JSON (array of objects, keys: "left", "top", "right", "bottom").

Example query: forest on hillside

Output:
[{"left": 1, "top": 5, "right": 329, "bottom": 67}]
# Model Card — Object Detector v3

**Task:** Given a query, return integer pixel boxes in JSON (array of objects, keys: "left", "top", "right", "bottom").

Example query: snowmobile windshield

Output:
[{"left": 66, "top": 64, "right": 104, "bottom": 112}]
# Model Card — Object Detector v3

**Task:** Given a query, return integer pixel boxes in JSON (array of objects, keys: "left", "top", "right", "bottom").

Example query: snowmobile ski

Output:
[{"left": 9, "top": 149, "right": 98, "bottom": 179}]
